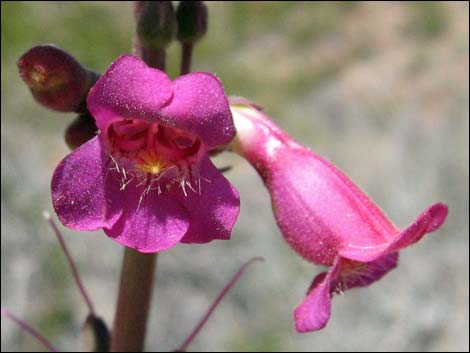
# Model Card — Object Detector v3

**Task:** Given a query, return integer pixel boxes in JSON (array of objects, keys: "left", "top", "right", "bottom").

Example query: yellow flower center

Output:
[{"left": 135, "top": 149, "right": 167, "bottom": 175}]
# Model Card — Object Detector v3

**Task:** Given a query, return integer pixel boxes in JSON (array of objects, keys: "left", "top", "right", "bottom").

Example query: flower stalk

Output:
[
  {"left": 110, "top": 248, "right": 157, "bottom": 352},
  {"left": 176, "top": 1, "right": 207, "bottom": 75},
  {"left": 180, "top": 42, "right": 193, "bottom": 75},
  {"left": 140, "top": 47, "right": 166, "bottom": 72},
  {"left": 134, "top": 1, "right": 176, "bottom": 72}
]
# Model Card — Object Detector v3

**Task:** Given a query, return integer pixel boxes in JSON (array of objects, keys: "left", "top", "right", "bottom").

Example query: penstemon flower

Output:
[
  {"left": 229, "top": 98, "right": 448, "bottom": 332},
  {"left": 51, "top": 55, "right": 240, "bottom": 253}
]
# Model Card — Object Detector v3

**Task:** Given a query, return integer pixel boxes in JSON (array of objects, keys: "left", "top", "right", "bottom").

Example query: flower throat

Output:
[{"left": 105, "top": 119, "right": 204, "bottom": 196}]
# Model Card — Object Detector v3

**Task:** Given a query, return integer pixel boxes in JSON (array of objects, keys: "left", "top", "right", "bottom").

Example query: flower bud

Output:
[
  {"left": 176, "top": 1, "right": 208, "bottom": 44},
  {"left": 64, "top": 113, "right": 98, "bottom": 150},
  {"left": 136, "top": 1, "right": 176, "bottom": 50},
  {"left": 18, "top": 45, "right": 98, "bottom": 112}
]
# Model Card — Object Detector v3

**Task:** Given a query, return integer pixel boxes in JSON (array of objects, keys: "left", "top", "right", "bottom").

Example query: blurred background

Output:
[{"left": 1, "top": 1, "right": 468, "bottom": 351}]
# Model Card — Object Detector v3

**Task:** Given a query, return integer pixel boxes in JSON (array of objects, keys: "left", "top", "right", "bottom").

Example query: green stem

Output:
[{"left": 110, "top": 249, "right": 157, "bottom": 352}]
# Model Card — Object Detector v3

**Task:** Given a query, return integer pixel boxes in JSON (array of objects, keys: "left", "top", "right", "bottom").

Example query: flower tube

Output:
[{"left": 230, "top": 98, "right": 448, "bottom": 332}]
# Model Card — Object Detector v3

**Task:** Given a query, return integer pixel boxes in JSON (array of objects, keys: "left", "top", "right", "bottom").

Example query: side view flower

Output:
[
  {"left": 51, "top": 55, "right": 240, "bottom": 253},
  {"left": 229, "top": 98, "right": 448, "bottom": 333}
]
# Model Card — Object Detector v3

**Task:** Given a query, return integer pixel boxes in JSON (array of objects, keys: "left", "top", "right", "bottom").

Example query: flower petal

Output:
[
  {"left": 161, "top": 72, "right": 234, "bottom": 148},
  {"left": 331, "top": 253, "right": 399, "bottom": 292},
  {"left": 51, "top": 137, "right": 122, "bottom": 231},
  {"left": 87, "top": 55, "right": 173, "bottom": 131},
  {"left": 178, "top": 156, "right": 240, "bottom": 244},
  {"left": 388, "top": 202, "right": 448, "bottom": 250},
  {"left": 294, "top": 258, "right": 340, "bottom": 333},
  {"left": 268, "top": 146, "right": 398, "bottom": 265},
  {"left": 340, "top": 203, "right": 448, "bottom": 262},
  {"left": 105, "top": 183, "right": 190, "bottom": 253},
  {"left": 294, "top": 253, "right": 398, "bottom": 333}
]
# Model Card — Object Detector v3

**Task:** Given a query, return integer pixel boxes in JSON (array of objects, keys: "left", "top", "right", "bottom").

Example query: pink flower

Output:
[
  {"left": 51, "top": 55, "right": 240, "bottom": 253},
  {"left": 229, "top": 99, "right": 448, "bottom": 332}
]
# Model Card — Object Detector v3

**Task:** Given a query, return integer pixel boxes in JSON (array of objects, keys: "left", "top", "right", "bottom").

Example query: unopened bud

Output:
[
  {"left": 176, "top": 1, "right": 208, "bottom": 44},
  {"left": 80, "top": 314, "right": 110, "bottom": 352},
  {"left": 18, "top": 45, "right": 98, "bottom": 113},
  {"left": 136, "top": 1, "right": 176, "bottom": 49},
  {"left": 65, "top": 113, "right": 98, "bottom": 150}
]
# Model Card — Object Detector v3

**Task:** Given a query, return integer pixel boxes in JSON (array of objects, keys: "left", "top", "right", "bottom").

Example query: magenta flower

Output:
[
  {"left": 230, "top": 99, "right": 448, "bottom": 332},
  {"left": 51, "top": 55, "right": 240, "bottom": 253}
]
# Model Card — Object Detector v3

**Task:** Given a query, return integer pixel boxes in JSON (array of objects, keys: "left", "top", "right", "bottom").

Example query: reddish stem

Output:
[
  {"left": 110, "top": 248, "right": 157, "bottom": 352},
  {"left": 1, "top": 307, "right": 59, "bottom": 352},
  {"left": 141, "top": 47, "right": 166, "bottom": 72},
  {"left": 180, "top": 43, "right": 193, "bottom": 75},
  {"left": 44, "top": 212, "right": 95, "bottom": 315},
  {"left": 176, "top": 257, "right": 264, "bottom": 352}
]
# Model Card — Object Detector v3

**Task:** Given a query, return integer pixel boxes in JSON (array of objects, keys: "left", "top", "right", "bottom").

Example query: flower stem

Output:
[
  {"left": 43, "top": 212, "right": 95, "bottom": 315},
  {"left": 141, "top": 47, "right": 166, "bottom": 71},
  {"left": 176, "top": 257, "right": 264, "bottom": 352},
  {"left": 180, "top": 42, "right": 193, "bottom": 75},
  {"left": 110, "top": 248, "right": 157, "bottom": 352}
]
